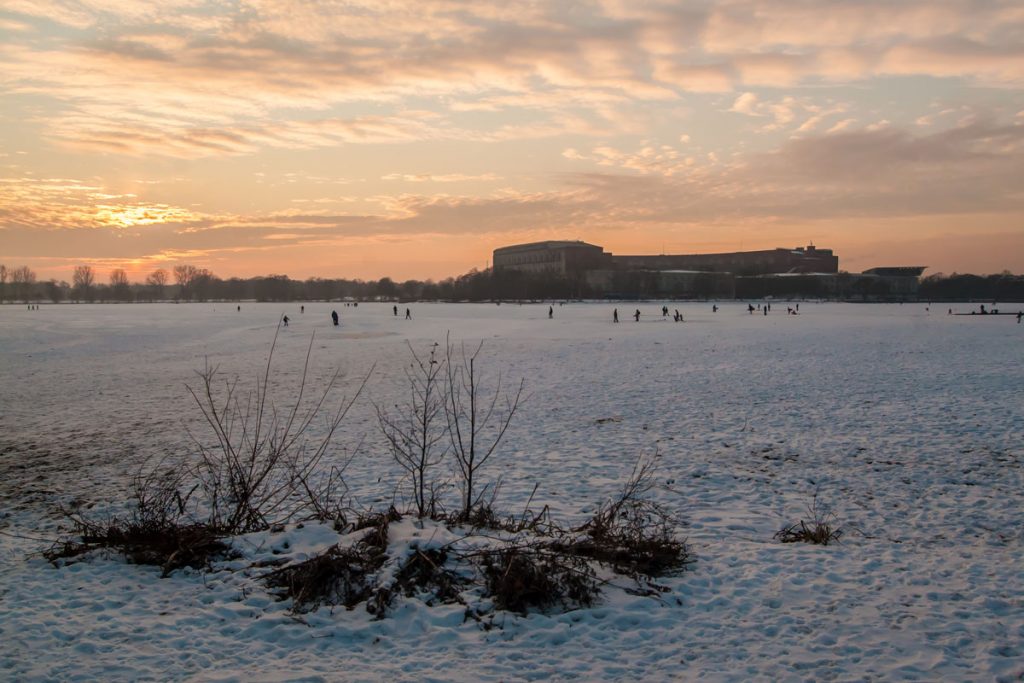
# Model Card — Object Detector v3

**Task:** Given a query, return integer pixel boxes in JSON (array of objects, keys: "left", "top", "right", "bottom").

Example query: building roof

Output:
[{"left": 494, "top": 240, "right": 603, "bottom": 255}]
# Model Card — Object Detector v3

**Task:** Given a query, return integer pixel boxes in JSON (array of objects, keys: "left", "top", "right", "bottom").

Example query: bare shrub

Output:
[
  {"left": 265, "top": 543, "right": 386, "bottom": 613},
  {"left": 47, "top": 330, "right": 367, "bottom": 575},
  {"left": 444, "top": 337, "right": 524, "bottom": 520},
  {"left": 479, "top": 546, "right": 598, "bottom": 615},
  {"left": 375, "top": 342, "right": 448, "bottom": 517},
  {"left": 367, "top": 547, "right": 469, "bottom": 617},
  {"left": 188, "top": 327, "right": 369, "bottom": 533},
  {"left": 567, "top": 455, "right": 690, "bottom": 578},
  {"left": 44, "top": 516, "right": 231, "bottom": 577},
  {"left": 774, "top": 493, "right": 843, "bottom": 546}
]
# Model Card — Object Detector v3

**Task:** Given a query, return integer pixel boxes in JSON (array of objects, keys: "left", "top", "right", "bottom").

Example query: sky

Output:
[{"left": 1, "top": 0, "right": 1023, "bottom": 283}]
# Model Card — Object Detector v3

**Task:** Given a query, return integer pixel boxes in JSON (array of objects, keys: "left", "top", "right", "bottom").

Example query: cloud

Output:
[
  {"left": 825, "top": 118, "right": 856, "bottom": 133},
  {"left": 381, "top": 173, "right": 502, "bottom": 183},
  {"left": 3, "top": 0, "right": 1023, "bottom": 161},
  {"left": 730, "top": 92, "right": 760, "bottom": 115}
]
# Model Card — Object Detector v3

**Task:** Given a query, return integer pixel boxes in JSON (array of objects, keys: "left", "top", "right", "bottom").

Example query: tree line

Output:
[
  {"left": 0, "top": 263, "right": 578, "bottom": 303},
  {"left": 1, "top": 263, "right": 1022, "bottom": 303}
]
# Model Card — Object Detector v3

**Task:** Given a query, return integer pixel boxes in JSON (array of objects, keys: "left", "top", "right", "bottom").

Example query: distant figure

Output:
[
  {"left": 393, "top": 305, "right": 398, "bottom": 316},
  {"left": 712, "top": 304, "right": 718, "bottom": 313},
  {"left": 980, "top": 304, "right": 988, "bottom": 315},
  {"left": 282, "top": 315, "right": 290, "bottom": 326},
  {"left": 634, "top": 309, "right": 641, "bottom": 322},
  {"left": 405, "top": 308, "right": 411, "bottom": 320},
  {"left": 548, "top": 305, "right": 553, "bottom": 319},
  {"left": 748, "top": 304, "right": 755, "bottom": 314},
  {"left": 613, "top": 308, "right": 619, "bottom": 323},
  {"left": 948, "top": 308, "right": 952, "bottom": 315},
  {"left": 331, "top": 310, "right": 339, "bottom": 326},
  {"left": 795, "top": 303, "right": 799, "bottom": 312},
  {"left": 237, "top": 305, "right": 240, "bottom": 312},
  {"left": 763, "top": 306, "right": 767, "bottom": 316},
  {"left": 1017, "top": 311, "right": 1022, "bottom": 324},
  {"left": 662, "top": 305, "right": 668, "bottom": 317},
  {"left": 353, "top": 302, "right": 358, "bottom": 307},
  {"left": 674, "top": 309, "right": 682, "bottom": 322},
  {"left": 301, "top": 305, "right": 305, "bottom": 314}
]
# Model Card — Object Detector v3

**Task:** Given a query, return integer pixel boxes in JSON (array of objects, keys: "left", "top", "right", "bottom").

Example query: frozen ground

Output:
[{"left": 0, "top": 301, "right": 1021, "bottom": 682}]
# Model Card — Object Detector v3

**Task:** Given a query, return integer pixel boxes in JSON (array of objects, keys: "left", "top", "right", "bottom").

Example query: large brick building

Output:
[
  {"left": 491, "top": 240, "right": 923, "bottom": 299},
  {"left": 492, "top": 241, "right": 611, "bottom": 275},
  {"left": 493, "top": 241, "right": 838, "bottom": 277}
]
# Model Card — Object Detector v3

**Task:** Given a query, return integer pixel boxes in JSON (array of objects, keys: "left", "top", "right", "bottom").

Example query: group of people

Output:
[
  {"left": 611, "top": 307, "right": 685, "bottom": 322},
  {"left": 279, "top": 304, "right": 412, "bottom": 327}
]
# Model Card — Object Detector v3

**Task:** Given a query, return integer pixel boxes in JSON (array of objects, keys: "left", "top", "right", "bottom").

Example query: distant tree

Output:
[
  {"left": 72, "top": 265, "right": 96, "bottom": 302},
  {"left": 398, "top": 279, "right": 422, "bottom": 301},
  {"left": 191, "top": 269, "right": 217, "bottom": 301},
  {"left": 254, "top": 274, "right": 291, "bottom": 301},
  {"left": 145, "top": 268, "right": 168, "bottom": 301},
  {"left": 377, "top": 277, "right": 398, "bottom": 300},
  {"left": 222, "top": 277, "right": 248, "bottom": 301},
  {"left": 9, "top": 265, "right": 37, "bottom": 303},
  {"left": 45, "top": 279, "right": 65, "bottom": 304},
  {"left": 0, "top": 264, "right": 7, "bottom": 303},
  {"left": 173, "top": 264, "right": 200, "bottom": 300},
  {"left": 109, "top": 268, "right": 133, "bottom": 302}
]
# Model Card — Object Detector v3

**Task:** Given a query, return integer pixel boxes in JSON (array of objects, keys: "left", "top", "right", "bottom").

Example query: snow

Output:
[{"left": 1, "top": 301, "right": 1022, "bottom": 681}]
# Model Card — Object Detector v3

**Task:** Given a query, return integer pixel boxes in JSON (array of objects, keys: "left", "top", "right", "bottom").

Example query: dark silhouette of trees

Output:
[
  {"left": 9, "top": 265, "right": 37, "bottom": 303},
  {"left": 145, "top": 269, "right": 168, "bottom": 301},
  {"left": 376, "top": 277, "right": 398, "bottom": 300},
  {"left": 45, "top": 279, "right": 66, "bottom": 303},
  {"left": 72, "top": 265, "right": 96, "bottom": 302},
  {"left": 110, "top": 268, "right": 133, "bottom": 302},
  {"left": 254, "top": 275, "right": 292, "bottom": 302},
  {"left": 919, "top": 272, "right": 1024, "bottom": 302},
  {"left": 173, "top": 265, "right": 200, "bottom": 300},
  {"left": 15, "top": 261, "right": 1021, "bottom": 306}
]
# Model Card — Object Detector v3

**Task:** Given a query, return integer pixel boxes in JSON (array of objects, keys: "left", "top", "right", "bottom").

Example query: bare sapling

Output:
[
  {"left": 444, "top": 336, "right": 524, "bottom": 520},
  {"left": 187, "top": 326, "right": 370, "bottom": 533},
  {"left": 375, "top": 342, "right": 449, "bottom": 518}
]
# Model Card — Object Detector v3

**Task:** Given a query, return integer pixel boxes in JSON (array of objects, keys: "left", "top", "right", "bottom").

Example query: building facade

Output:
[
  {"left": 491, "top": 240, "right": 923, "bottom": 300},
  {"left": 492, "top": 241, "right": 610, "bottom": 275},
  {"left": 611, "top": 245, "right": 838, "bottom": 275}
]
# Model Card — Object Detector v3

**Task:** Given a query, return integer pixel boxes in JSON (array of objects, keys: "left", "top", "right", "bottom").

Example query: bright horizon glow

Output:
[{"left": 2, "top": 1, "right": 1023, "bottom": 283}]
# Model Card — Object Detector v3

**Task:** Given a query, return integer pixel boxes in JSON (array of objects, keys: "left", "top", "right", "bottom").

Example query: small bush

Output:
[
  {"left": 389, "top": 548, "right": 467, "bottom": 606},
  {"left": 351, "top": 507, "right": 401, "bottom": 547},
  {"left": 44, "top": 518, "right": 230, "bottom": 576},
  {"left": 569, "top": 456, "right": 690, "bottom": 578},
  {"left": 480, "top": 547, "right": 598, "bottom": 615},
  {"left": 775, "top": 495, "right": 843, "bottom": 546},
  {"left": 266, "top": 543, "right": 386, "bottom": 613},
  {"left": 774, "top": 519, "right": 843, "bottom": 545}
]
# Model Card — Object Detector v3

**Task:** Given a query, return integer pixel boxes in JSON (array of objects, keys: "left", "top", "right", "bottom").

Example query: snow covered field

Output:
[{"left": 1, "top": 301, "right": 1021, "bottom": 682}]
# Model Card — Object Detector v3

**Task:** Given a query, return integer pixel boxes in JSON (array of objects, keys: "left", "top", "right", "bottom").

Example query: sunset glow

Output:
[{"left": 2, "top": 0, "right": 1023, "bottom": 282}]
